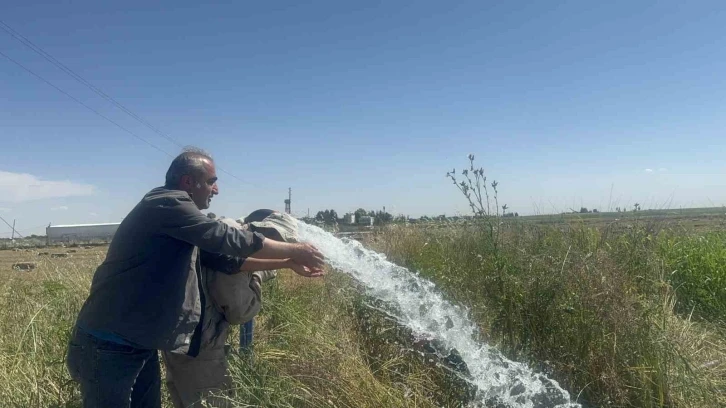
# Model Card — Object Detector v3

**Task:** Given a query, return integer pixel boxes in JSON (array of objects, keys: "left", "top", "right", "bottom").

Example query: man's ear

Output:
[{"left": 180, "top": 174, "right": 193, "bottom": 189}]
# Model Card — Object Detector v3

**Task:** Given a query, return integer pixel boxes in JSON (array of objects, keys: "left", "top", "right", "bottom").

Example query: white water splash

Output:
[{"left": 298, "top": 222, "right": 581, "bottom": 408}]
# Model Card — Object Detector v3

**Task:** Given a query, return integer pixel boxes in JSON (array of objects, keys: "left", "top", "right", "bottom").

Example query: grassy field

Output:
[
  {"left": 372, "top": 212, "right": 726, "bottom": 407},
  {"left": 0, "top": 245, "right": 467, "bottom": 408},
  {"left": 520, "top": 207, "right": 726, "bottom": 233},
  {"left": 1, "top": 210, "right": 725, "bottom": 407}
]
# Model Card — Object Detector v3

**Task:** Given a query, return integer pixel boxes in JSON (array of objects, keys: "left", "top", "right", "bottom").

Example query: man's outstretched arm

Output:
[
  {"left": 242, "top": 257, "right": 324, "bottom": 277},
  {"left": 252, "top": 239, "right": 325, "bottom": 273},
  {"left": 200, "top": 251, "right": 325, "bottom": 278},
  {"left": 156, "top": 194, "right": 324, "bottom": 271}
]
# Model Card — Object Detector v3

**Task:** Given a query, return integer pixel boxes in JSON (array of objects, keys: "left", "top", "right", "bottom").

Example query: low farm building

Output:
[{"left": 46, "top": 222, "right": 121, "bottom": 244}]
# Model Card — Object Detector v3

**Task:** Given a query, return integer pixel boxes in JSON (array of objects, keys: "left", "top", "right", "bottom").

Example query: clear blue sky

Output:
[{"left": 2, "top": 1, "right": 726, "bottom": 236}]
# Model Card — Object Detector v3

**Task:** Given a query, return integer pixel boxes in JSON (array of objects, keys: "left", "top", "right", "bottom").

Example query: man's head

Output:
[
  {"left": 165, "top": 147, "right": 218, "bottom": 210},
  {"left": 241, "top": 210, "right": 299, "bottom": 243},
  {"left": 243, "top": 209, "right": 276, "bottom": 224}
]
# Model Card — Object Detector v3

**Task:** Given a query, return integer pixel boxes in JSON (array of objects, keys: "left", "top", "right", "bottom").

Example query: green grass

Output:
[
  {"left": 659, "top": 232, "right": 726, "bottom": 322},
  {"left": 371, "top": 218, "right": 726, "bottom": 407}
]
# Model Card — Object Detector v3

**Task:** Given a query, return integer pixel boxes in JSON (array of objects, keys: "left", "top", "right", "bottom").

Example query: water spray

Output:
[{"left": 298, "top": 222, "right": 580, "bottom": 408}]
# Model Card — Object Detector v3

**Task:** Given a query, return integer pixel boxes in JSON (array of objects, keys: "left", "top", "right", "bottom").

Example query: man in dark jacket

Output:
[{"left": 66, "top": 148, "right": 325, "bottom": 408}]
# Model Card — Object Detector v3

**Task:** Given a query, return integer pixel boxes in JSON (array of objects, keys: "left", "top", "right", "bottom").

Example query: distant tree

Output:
[
  {"left": 354, "top": 208, "right": 368, "bottom": 220},
  {"left": 592, "top": 209, "right": 599, "bottom": 213},
  {"left": 514, "top": 212, "right": 519, "bottom": 217},
  {"left": 315, "top": 209, "right": 339, "bottom": 224},
  {"left": 580, "top": 207, "right": 589, "bottom": 213},
  {"left": 328, "top": 210, "right": 339, "bottom": 224},
  {"left": 374, "top": 211, "right": 394, "bottom": 225},
  {"left": 634, "top": 203, "right": 641, "bottom": 212},
  {"left": 207, "top": 212, "right": 217, "bottom": 219}
]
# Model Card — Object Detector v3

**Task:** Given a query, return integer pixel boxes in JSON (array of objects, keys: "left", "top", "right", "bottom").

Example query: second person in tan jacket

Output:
[{"left": 162, "top": 210, "right": 312, "bottom": 407}]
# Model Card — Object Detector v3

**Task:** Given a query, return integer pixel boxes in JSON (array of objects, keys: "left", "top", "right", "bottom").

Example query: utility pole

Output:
[
  {"left": 10, "top": 219, "right": 16, "bottom": 245},
  {"left": 284, "top": 188, "right": 292, "bottom": 214}
]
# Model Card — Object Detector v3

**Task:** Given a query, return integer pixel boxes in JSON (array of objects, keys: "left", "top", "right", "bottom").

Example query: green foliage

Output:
[
  {"left": 373, "top": 222, "right": 726, "bottom": 408},
  {"left": 354, "top": 208, "right": 368, "bottom": 220},
  {"left": 372, "top": 210, "right": 393, "bottom": 225},
  {"left": 660, "top": 232, "right": 726, "bottom": 321},
  {"left": 315, "top": 209, "right": 338, "bottom": 224}
]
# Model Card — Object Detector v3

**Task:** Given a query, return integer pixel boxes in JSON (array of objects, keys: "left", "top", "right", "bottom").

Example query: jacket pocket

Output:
[{"left": 95, "top": 342, "right": 140, "bottom": 356}]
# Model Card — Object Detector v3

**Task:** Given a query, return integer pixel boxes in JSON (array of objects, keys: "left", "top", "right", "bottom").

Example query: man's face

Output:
[{"left": 187, "top": 159, "right": 219, "bottom": 210}]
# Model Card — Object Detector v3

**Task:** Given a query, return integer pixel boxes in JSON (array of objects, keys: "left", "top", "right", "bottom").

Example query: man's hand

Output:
[
  {"left": 286, "top": 259, "right": 325, "bottom": 277},
  {"left": 290, "top": 243, "right": 325, "bottom": 271},
  {"left": 253, "top": 240, "right": 326, "bottom": 272}
]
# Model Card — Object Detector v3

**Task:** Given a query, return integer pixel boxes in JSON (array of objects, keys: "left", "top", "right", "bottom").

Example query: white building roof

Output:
[{"left": 48, "top": 222, "right": 121, "bottom": 228}]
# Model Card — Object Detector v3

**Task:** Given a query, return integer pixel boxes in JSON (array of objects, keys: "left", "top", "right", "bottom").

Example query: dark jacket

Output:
[{"left": 75, "top": 187, "right": 265, "bottom": 355}]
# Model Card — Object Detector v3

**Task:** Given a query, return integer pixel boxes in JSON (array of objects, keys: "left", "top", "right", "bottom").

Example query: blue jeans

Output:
[
  {"left": 66, "top": 328, "right": 161, "bottom": 408},
  {"left": 240, "top": 320, "right": 254, "bottom": 350}
]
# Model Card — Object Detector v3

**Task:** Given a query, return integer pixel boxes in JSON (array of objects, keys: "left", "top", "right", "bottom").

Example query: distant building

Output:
[
  {"left": 46, "top": 223, "right": 121, "bottom": 245},
  {"left": 358, "top": 216, "right": 374, "bottom": 226},
  {"left": 343, "top": 213, "right": 356, "bottom": 225}
]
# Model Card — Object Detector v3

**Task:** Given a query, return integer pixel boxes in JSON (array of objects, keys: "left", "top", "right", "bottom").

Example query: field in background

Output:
[
  {"left": 1, "top": 209, "right": 726, "bottom": 407},
  {"left": 521, "top": 207, "right": 726, "bottom": 232}
]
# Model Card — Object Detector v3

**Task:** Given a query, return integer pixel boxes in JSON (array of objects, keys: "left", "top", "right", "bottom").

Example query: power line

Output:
[
  {"left": 0, "top": 215, "right": 24, "bottom": 238},
  {"left": 0, "top": 49, "right": 174, "bottom": 157},
  {"left": 0, "top": 222, "right": 52, "bottom": 236},
  {"left": 0, "top": 20, "right": 184, "bottom": 150},
  {"left": 0, "top": 20, "right": 256, "bottom": 187}
]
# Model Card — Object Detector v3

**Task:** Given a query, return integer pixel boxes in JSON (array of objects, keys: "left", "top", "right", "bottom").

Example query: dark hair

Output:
[
  {"left": 165, "top": 146, "right": 213, "bottom": 188},
  {"left": 244, "top": 209, "right": 276, "bottom": 224}
]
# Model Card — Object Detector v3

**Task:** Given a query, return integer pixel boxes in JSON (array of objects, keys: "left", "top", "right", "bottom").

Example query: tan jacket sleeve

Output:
[{"left": 207, "top": 269, "right": 261, "bottom": 325}]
